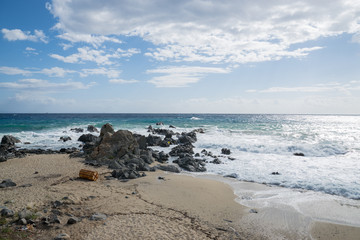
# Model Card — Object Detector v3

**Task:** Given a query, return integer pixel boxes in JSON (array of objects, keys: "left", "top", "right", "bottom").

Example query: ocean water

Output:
[{"left": 1, "top": 113, "right": 360, "bottom": 200}]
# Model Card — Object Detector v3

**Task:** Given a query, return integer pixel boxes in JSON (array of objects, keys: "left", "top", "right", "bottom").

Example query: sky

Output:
[{"left": 1, "top": 0, "right": 360, "bottom": 114}]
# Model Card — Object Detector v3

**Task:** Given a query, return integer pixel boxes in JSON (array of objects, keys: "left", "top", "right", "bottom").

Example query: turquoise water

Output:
[{"left": 1, "top": 113, "right": 360, "bottom": 199}]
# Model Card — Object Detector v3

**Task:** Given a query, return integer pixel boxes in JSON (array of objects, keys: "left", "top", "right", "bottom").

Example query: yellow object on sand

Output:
[{"left": 79, "top": 169, "right": 99, "bottom": 181}]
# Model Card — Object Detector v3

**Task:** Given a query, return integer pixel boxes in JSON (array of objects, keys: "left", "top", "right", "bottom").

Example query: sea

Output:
[{"left": 1, "top": 113, "right": 360, "bottom": 201}]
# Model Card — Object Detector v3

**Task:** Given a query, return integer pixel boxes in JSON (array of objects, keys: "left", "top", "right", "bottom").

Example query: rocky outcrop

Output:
[
  {"left": 173, "top": 154, "right": 206, "bottom": 172},
  {"left": 78, "top": 134, "right": 98, "bottom": 143},
  {"left": 87, "top": 125, "right": 99, "bottom": 133},
  {"left": 1, "top": 135, "right": 21, "bottom": 146},
  {"left": 90, "top": 129, "right": 139, "bottom": 162},
  {"left": 59, "top": 136, "right": 71, "bottom": 142}
]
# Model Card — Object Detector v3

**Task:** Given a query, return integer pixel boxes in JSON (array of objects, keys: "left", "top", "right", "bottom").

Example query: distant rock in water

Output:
[
  {"left": 293, "top": 152, "right": 305, "bottom": 157},
  {"left": 70, "top": 128, "right": 84, "bottom": 133},
  {"left": 221, "top": 148, "right": 231, "bottom": 155},
  {"left": 87, "top": 125, "right": 99, "bottom": 133},
  {"left": 59, "top": 136, "right": 72, "bottom": 142}
]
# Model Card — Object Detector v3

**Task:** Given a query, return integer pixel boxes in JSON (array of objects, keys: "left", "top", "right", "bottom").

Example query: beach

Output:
[{"left": 1, "top": 154, "right": 359, "bottom": 240}]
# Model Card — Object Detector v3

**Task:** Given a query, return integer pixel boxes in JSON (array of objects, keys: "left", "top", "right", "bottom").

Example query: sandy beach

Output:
[{"left": 1, "top": 154, "right": 360, "bottom": 240}]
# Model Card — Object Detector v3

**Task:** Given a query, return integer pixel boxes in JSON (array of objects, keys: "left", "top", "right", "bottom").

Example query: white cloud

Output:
[
  {"left": 147, "top": 66, "right": 230, "bottom": 87},
  {"left": 25, "top": 47, "right": 36, "bottom": 51},
  {"left": 50, "top": 0, "right": 360, "bottom": 64},
  {"left": 0, "top": 79, "right": 95, "bottom": 90},
  {"left": 0, "top": 66, "right": 75, "bottom": 78},
  {"left": 0, "top": 66, "right": 32, "bottom": 76},
  {"left": 80, "top": 68, "right": 122, "bottom": 78},
  {"left": 57, "top": 32, "right": 122, "bottom": 47},
  {"left": 50, "top": 47, "right": 140, "bottom": 65},
  {"left": 1, "top": 28, "right": 48, "bottom": 43},
  {"left": 39, "top": 67, "right": 76, "bottom": 77},
  {"left": 109, "top": 79, "right": 138, "bottom": 84}
]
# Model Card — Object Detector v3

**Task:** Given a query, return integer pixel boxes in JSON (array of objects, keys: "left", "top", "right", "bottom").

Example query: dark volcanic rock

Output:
[
  {"left": 178, "top": 131, "right": 197, "bottom": 144},
  {"left": 0, "top": 207, "right": 15, "bottom": 217},
  {"left": 59, "top": 136, "right": 72, "bottom": 142},
  {"left": 210, "top": 158, "right": 222, "bottom": 164},
  {"left": 153, "top": 128, "right": 175, "bottom": 136},
  {"left": 70, "top": 128, "right": 84, "bottom": 133},
  {"left": 112, "top": 168, "right": 142, "bottom": 180},
  {"left": 78, "top": 134, "right": 98, "bottom": 143},
  {"left": 67, "top": 217, "right": 79, "bottom": 224},
  {"left": 0, "top": 179, "right": 16, "bottom": 188},
  {"left": 174, "top": 155, "right": 206, "bottom": 172},
  {"left": 1, "top": 135, "right": 21, "bottom": 146},
  {"left": 169, "top": 143, "right": 194, "bottom": 156},
  {"left": 146, "top": 134, "right": 162, "bottom": 146},
  {"left": 293, "top": 152, "right": 305, "bottom": 157},
  {"left": 221, "top": 148, "right": 231, "bottom": 155},
  {"left": 99, "top": 123, "right": 115, "bottom": 138},
  {"left": 87, "top": 125, "right": 99, "bottom": 133},
  {"left": 90, "top": 129, "right": 139, "bottom": 161},
  {"left": 134, "top": 134, "right": 147, "bottom": 150},
  {"left": 157, "top": 165, "right": 181, "bottom": 173}
]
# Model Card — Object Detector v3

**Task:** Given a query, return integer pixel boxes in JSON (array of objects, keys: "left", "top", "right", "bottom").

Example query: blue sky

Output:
[{"left": 1, "top": 0, "right": 360, "bottom": 113}]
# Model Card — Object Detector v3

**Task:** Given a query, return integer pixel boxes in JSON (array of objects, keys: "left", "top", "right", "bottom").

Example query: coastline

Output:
[{"left": 0, "top": 154, "right": 359, "bottom": 239}]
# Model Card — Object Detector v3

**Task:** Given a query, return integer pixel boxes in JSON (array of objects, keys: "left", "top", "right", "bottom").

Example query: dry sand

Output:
[{"left": 1, "top": 154, "right": 359, "bottom": 240}]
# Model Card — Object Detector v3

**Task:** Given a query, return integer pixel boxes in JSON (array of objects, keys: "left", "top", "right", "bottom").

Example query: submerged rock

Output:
[{"left": 221, "top": 148, "right": 231, "bottom": 155}]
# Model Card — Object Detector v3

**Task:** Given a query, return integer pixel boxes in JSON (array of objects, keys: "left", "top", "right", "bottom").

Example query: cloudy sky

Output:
[{"left": 1, "top": 0, "right": 360, "bottom": 113}]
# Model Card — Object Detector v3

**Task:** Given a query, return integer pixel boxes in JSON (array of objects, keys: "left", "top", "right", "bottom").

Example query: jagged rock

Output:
[
  {"left": 156, "top": 122, "right": 164, "bottom": 125},
  {"left": 169, "top": 125, "right": 176, "bottom": 128},
  {"left": 1, "top": 135, "right": 21, "bottom": 146},
  {"left": 157, "top": 165, "right": 181, "bottom": 173},
  {"left": 147, "top": 125, "right": 153, "bottom": 132},
  {"left": 146, "top": 134, "right": 162, "bottom": 146},
  {"left": 78, "top": 134, "right": 98, "bottom": 143},
  {"left": 54, "top": 233, "right": 70, "bottom": 240},
  {"left": 0, "top": 179, "right": 16, "bottom": 188},
  {"left": 140, "top": 149, "right": 154, "bottom": 164},
  {"left": 169, "top": 143, "right": 194, "bottom": 156},
  {"left": 99, "top": 123, "right": 115, "bottom": 138},
  {"left": 87, "top": 125, "right": 99, "bottom": 133},
  {"left": 174, "top": 155, "right": 206, "bottom": 172},
  {"left": 59, "top": 136, "right": 71, "bottom": 142},
  {"left": 271, "top": 172, "right": 280, "bottom": 175},
  {"left": 112, "top": 168, "right": 142, "bottom": 179},
  {"left": 221, "top": 148, "right": 231, "bottom": 155},
  {"left": 210, "top": 158, "right": 222, "bottom": 164},
  {"left": 134, "top": 134, "right": 147, "bottom": 150},
  {"left": 70, "top": 128, "right": 83, "bottom": 133},
  {"left": 90, "top": 129, "right": 139, "bottom": 161},
  {"left": 178, "top": 131, "right": 197, "bottom": 144},
  {"left": 153, "top": 128, "right": 175, "bottom": 136}
]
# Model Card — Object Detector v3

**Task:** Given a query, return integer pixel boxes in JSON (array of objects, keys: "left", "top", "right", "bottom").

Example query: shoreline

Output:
[{"left": 0, "top": 154, "right": 359, "bottom": 239}]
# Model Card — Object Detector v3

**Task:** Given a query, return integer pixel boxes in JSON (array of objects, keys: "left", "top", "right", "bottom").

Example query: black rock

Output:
[
  {"left": 70, "top": 128, "right": 84, "bottom": 133},
  {"left": 293, "top": 152, "right": 305, "bottom": 157},
  {"left": 157, "top": 165, "right": 181, "bottom": 173},
  {"left": 178, "top": 131, "right": 197, "bottom": 144},
  {"left": 0, "top": 179, "right": 16, "bottom": 188},
  {"left": 112, "top": 168, "right": 142, "bottom": 180},
  {"left": 67, "top": 217, "right": 79, "bottom": 224},
  {"left": 59, "top": 136, "right": 72, "bottom": 142},
  {"left": 169, "top": 143, "right": 194, "bottom": 156},
  {"left": 146, "top": 134, "right": 162, "bottom": 146},
  {"left": 210, "top": 158, "right": 222, "bottom": 164},
  {"left": 134, "top": 134, "right": 147, "bottom": 150},
  {"left": 175, "top": 155, "right": 206, "bottom": 172},
  {"left": 87, "top": 125, "right": 99, "bottom": 133},
  {"left": 78, "top": 134, "right": 98, "bottom": 143},
  {"left": 221, "top": 148, "right": 231, "bottom": 155},
  {"left": 153, "top": 128, "right": 175, "bottom": 137},
  {"left": 1, "top": 135, "right": 21, "bottom": 146},
  {"left": 169, "top": 125, "right": 176, "bottom": 128},
  {"left": 271, "top": 172, "right": 281, "bottom": 175},
  {"left": 156, "top": 122, "right": 164, "bottom": 125}
]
